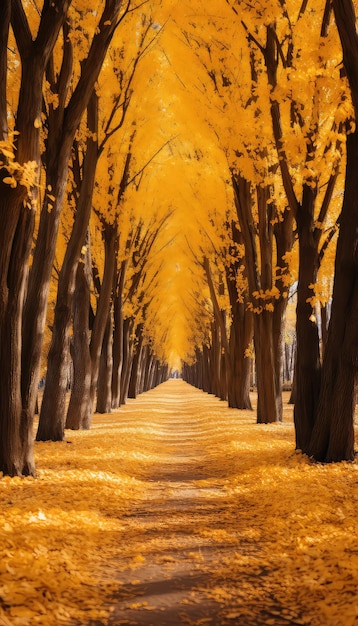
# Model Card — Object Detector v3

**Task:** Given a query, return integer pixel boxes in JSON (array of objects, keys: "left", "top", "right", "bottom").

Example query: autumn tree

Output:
[
  {"left": 307, "top": 0, "right": 358, "bottom": 462},
  {"left": 0, "top": 0, "right": 71, "bottom": 476}
]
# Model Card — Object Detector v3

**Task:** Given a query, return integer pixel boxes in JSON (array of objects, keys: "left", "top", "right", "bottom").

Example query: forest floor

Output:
[{"left": 1, "top": 380, "right": 358, "bottom": 626}]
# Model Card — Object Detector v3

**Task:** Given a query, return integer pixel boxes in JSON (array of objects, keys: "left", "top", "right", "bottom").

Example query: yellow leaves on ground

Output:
[
  {"left": 1, "top": 380, "right": 358, "bottom": 625},
  {"left": 0, "top": 414, "right": 149, "bottom": 626}
]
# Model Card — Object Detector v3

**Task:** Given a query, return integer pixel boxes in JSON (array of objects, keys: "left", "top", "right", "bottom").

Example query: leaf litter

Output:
[{"left": 0, "top": 380, "right": 357, "bottom": 625}]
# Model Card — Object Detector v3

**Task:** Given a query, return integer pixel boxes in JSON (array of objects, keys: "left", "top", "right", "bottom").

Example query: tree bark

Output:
[
  {"left": 96, "top": 310, "right": 113, "bottom": 413},
  {"left": 225, "top": 220, "right": 253, "bottom": 409},
  {"left": 0, "top": 0, "right": 10, "bottom": 141},
  {"left": 120, "top": 317, "right": 134, "bottom": 405},
  {"left": 308, "top": 131, "right": 358, "bottom": 461},
  {"left": 294, "top": 202, "right": 321, "bottom": 450},
  {"left": 128, "top": 324, "right": 144, "bottom": 399},
  {"left": 111, "top": 261, "right": 127, "bottom": 408},
  {"left": 307, "top": 0, "right": 358, "bottom": 461},
  {"left": 65, "top": 243, "right": 92, "bottom": 429},
  {"left": 82, "top": 226, "right": 116, "bottom": 427}
]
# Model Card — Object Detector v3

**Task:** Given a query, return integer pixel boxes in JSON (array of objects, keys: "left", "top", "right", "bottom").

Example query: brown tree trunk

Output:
[
  {"left": 254, "top": 310, "right": 280, "bottom": 423},
  {"left": 111, "top": 261, "right": 127, "bottom": 408},
  {"left": 137, "top": 344, "right": 149, "bottom": 394},
  {"left": 227, "top": 309, "right": 253, "bottom": 409},
  {"left": 210, "top": 324, "right": 221, "bottom": 396},
  {"left": 294, "top": 203, "right": 321, "bottom": 451},
  {"left": 15, "top": 0, "right": 128, "bottom": 466},
  {"left": 142, "top": 350, "right": 154, "bottom": 392},
  {"left": 320, "top": 303, "right": 329, "bottom": 358},
  {"left": 120, "top": 318, "right": 134, "bottom": 405},
  {"left": 128, "top": 324, "right": 144, "bottom": 399},
  {"left": 225, "top": 221, "right": 254, "bottom": 409},
  {"left": 202, "top": 343, "right": 212, "bottom": 393},
  {"left": 66, "top": 243, "right": 92, "bottom": 429},
  {"left": 83, "top": 227, "right": 116, "bottom": 428},
  {"left": 305, "top": 0, "right": 358, "bottom": 462},
  {"left": 0, "top": 0, "right": 10, "bottom": 141},
  {"left": 307, "top": 135, "right": 358, "bottom": 461},
  {"left": 203, "top": 258, "right": 228, "bottom": 401},
  {"left": 96, "top": 311, "right": 113, "bottom": 413}
]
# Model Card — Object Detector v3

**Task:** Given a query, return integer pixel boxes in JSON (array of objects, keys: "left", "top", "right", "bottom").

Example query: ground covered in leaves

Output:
[{"left": 1, "top": 380, "right": 358, "bottom": 626}]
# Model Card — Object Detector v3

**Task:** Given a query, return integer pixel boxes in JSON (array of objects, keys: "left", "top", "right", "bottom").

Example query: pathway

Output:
[{"left": 102, "top": 380, "right": 306, "bottom": 626}]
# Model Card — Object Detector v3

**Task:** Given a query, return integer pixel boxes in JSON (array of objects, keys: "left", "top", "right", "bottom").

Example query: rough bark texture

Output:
[
  {"left": 120, "top": 318, "right": 134, "bottom": 405},
  {"left": 83, "top": 227, "right": 116, "bottom": 427},
  {"left": 307, "top": 128, "right": 358, "bottom": 459},
  {"left": 128, "top": 324, "right": 144, "bottom": 399},
  {"left": 96, "top": 312, "right": 113, "bottom": 413},
  {"left": 225, "top": 221, "right": 254, "bottom": 410},
  {"left": 293, "top": 190, "right": 322, "bottom": 450},
  {"left": 111, "top": 261, "right": 127, "bottom": 408},
  {"left": 65, "top": 245, "right": 92, "bottom": 430},
  {"left": 0, "top": 0, "right": 10, "bottom": 141}
]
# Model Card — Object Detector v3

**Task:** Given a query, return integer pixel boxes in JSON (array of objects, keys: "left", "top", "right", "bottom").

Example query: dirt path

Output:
[
  {"left": 104, "top": 381, "right": 304, "bottom": 626},
  {"left": 107, "top": 384, "right": 235, "bottom": 625}
]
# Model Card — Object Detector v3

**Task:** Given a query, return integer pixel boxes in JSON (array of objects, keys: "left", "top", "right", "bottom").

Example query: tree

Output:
[
  {"left": 0, "top": 0, "right": 72, "bottom": 476},
  {"left": 307, "top": 0, "right": 358, "bottom": 462}
]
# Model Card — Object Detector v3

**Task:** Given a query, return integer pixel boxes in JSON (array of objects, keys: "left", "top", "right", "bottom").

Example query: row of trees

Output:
[
  {"left": 0, "top": 0, "right": 173, "bottom": 476},
  {"left": 180, "top": 0, "right": 357, "bottom": 462},
  {"left": 0, "top": 0, "right": 357, "bottom": 477}
]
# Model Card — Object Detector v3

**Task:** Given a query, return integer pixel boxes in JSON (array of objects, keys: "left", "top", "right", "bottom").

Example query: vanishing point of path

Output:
[{"left": 103, "top": 380, "right": 312, "bottom": 626}]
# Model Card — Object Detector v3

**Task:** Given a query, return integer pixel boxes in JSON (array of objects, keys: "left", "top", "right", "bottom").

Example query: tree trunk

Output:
[
  {"left": 96, "top": 310, "right": 113, "bottom": 413},
  {"left": 227, "top": 307, "right": 253, "bottom": 409},
  {"left": 202, "top": 343, "right": 212, "bottom": 393},
  {"left": 120, "top": 318, "right": 134, "bottom": 405},
  {"left": 254, "top": 310, "right": 280, "bottom": 423},
  {"left": 111, "top": 261, "right": 127, "bottom": 408},
  {"left": 210, "top": 324, "right": 221, "bottom": 396},
  {"left": 128, "top": 324, "right": 144, "bottom": 399},
  {"left": 83, "top": 227, "right": 116, "bottom": 428},
  {"left": 307, "top": 129, "right": 358, "bottom": 461},
  {"left": 225, "top": 221, "right": 254, "bottom": 409},
  {"left": 0, "top": 0, "right": 10, "bottom": 141},
  {"left": 294, "top": 205, "right": 321, "bottom": 451},
  {"left": 65, "top": 243, "right": 92, "bottom": 430},
  {"left": 142, "top": 350, "right": 154, "bottom": 392}
]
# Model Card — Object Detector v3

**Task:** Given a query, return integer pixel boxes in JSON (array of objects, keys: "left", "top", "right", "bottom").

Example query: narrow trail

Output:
[
  {"left": 104, "top": 380, "right": 306, "bottom": 626},
  {"left": 108, "top": 382, "right": 238, "bottom": 626}
]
